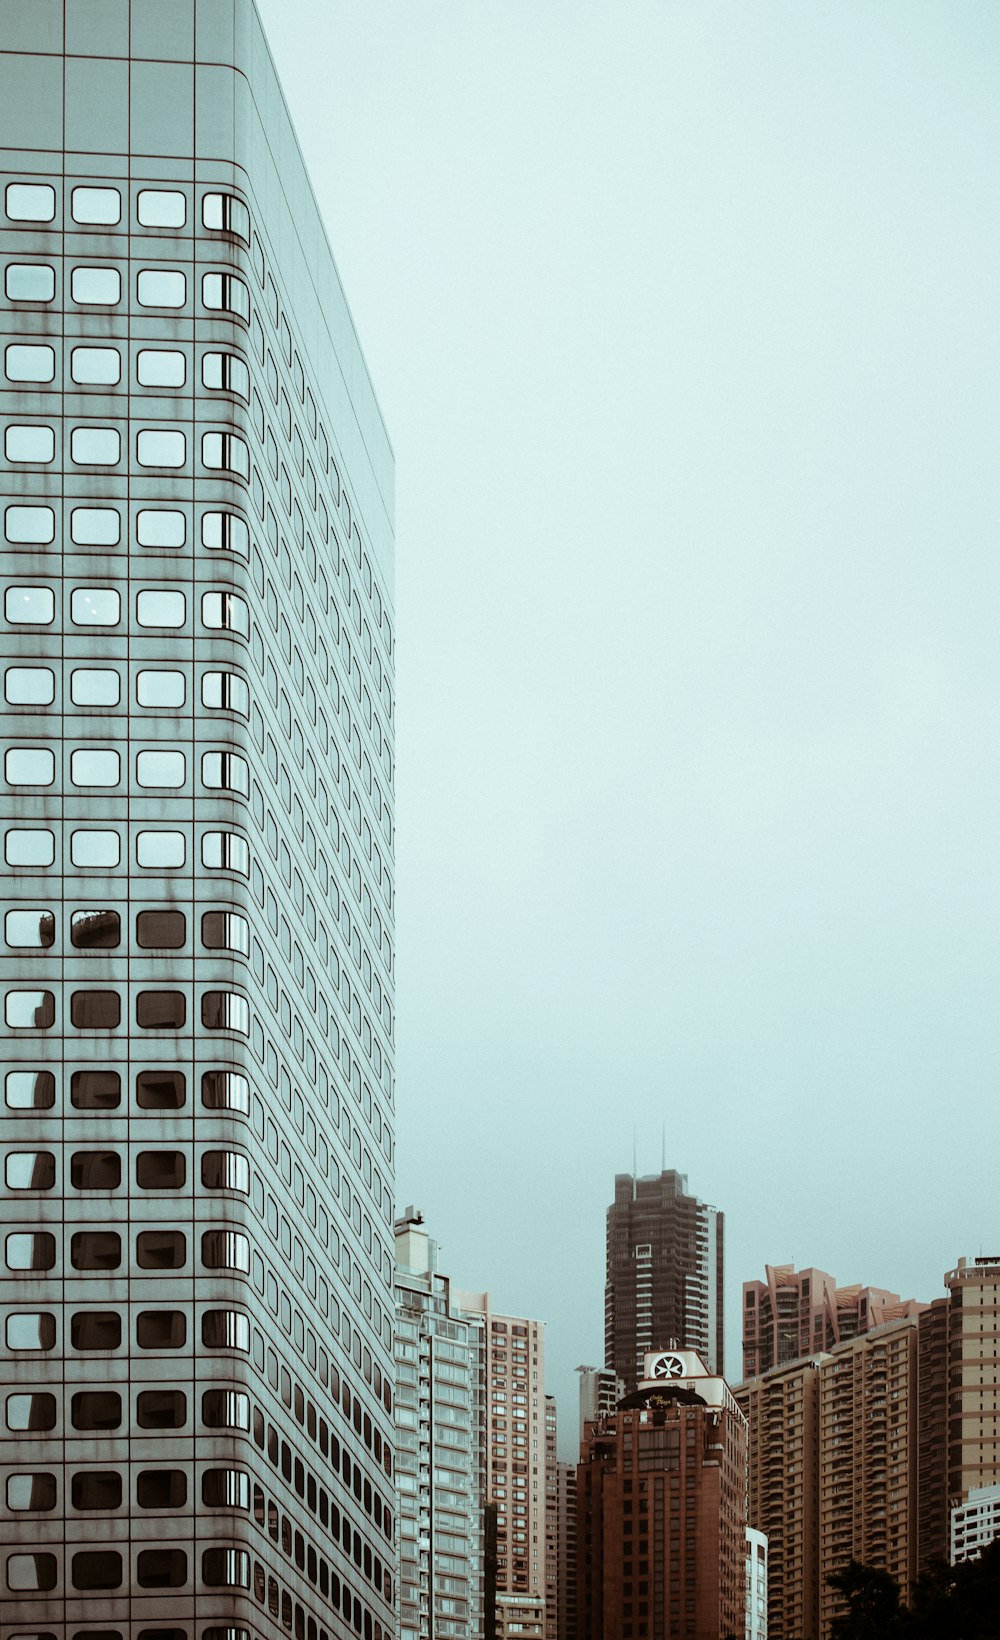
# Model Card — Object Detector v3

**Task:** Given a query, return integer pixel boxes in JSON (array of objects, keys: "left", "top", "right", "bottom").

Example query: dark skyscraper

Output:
[{"left": 605, "top": 1171, "right": 723, "bottom": 1389}]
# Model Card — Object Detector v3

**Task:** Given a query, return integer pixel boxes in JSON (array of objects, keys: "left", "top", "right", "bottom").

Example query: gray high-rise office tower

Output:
[
  {"left": 1, "top": 4, "right": 396, "bottom": 1637},
  {"left": 604, "top": 1170, "right": 723, "bottom": 1388}
]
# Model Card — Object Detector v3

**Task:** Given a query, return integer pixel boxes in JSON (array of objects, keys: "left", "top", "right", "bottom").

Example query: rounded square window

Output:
[
  {"left": 201, "top": 910, "right": 249, "bottom": 955},
  {"left": 5, "top": 828, "right": 55, "bottom": 867},
  {"left": 70, "top": 748, "right": 120, "bottom": 787},
  {"left": 6, "top": 1230, "right": 56, "bottom": 1268},
  {"left": 70, "top": 990, "right": 121, "bottom": 1029},
  {"left": 136, "top": 749, "right": 186, "bottom": 788},
  {"left": 5, "top": 1151, "right": 55, "bottom": 1189},
  {"left": 137, "top": 1069, "right": 186, "bottom": 1109},
  {"left": 5, "top": 989, "right": 54, "bottom": 1028},
  {"left": 71, "top": 1069, "right": 121, "bottom": 1109},
  {"left": 136, "top": 909, "right": 186, "bottom": 948},
  {"left": 137, "top": 189, "right": 186, "bottom": 228},
  {"left": 201, "top": 590, "right": 249, "bottom": 637},
  {"left": 5, "top": 343, "right": 55, "bottom": 382},
  {"left": 71, "top": 186, "right": 121, "bottom": 225},
  {"left": 70, "top": 1150, "right": 121, "bottom": 1189},
  {"left": 5, "top": 585, "right": 54, "bottom": 624},
  {"left": 4, "top": 261, "right": 55, "bottom": 300},
  {"left": 202, "top": 430, "right": 249, "bottom": 478},
  {"left": 136, "top": 989, "right": 186, "bottom": 1029},
  {"left": 71, "top": 587, "right": 120, "bottom": 625},
  {"left": 71, "top": 426, "right": 121, "bottom": 465},
  {"left": 6, "top": 1311, "right": 56, "bottom": 1350},
  {"left": 70, "top": 506, "right": 121, "bottom": 545},
  {"left": 70, "top": 1311, "right": 121, "bottom": 1350},
  {"left": 5, "top": 423, "right": 54, "bottom": 463},
  {"left": 5, "top": 666, "right": 55, "bottom": 705},
  {"left": 70, "top": 1390, "right": 121, "bottom": 1430},
  {"left": 202, "top": 511, "right": 249, "bottom": 557},
  {"left": 136, "top": 588, "right": 185, "bottom": 628},
  {"left": 137, "top": 1547, "right": 188, "bottom": 1587},
  {"left": 70, "top": 828, "right": 120, "bottom": 868},
  {"left": 71, "top": 265, "right": 121, "bottom": 305},
  {"left": 71, "top": 1470, "right": 122, "bottom": 1510},
  {"left": 137, "top": 1468, "right": 188, "bottom": 1508},
  {"left": 136, "top": 829, "right": 185, "bottom": 868},
  {"left": 136, "top": 669, "right": 185, "bottom": 708},
  {"left": 137, "top": 428, "right": 186, "bottom": 467},
  {"left": 70, "top": 908, "right": 121, "bottom": 949},
  {"left": 5, "top": 907, "right": 54, "bottom": 946},
  {"left": 137, "top": 506, "right": 186, "bottom": 547},
  {"left": 6, "top": 183, "right": 56, "bottom": 222},
  {"left": 5, "top": 505, "right": 55, "bottom": 545},
  {"left": 201, "top": 1309, "right": 250, "bottom": 1350},
  {"left": 137, "top": 1229, "right": 186, "bottom": 1269},
  {"left": 137, "top": 1389, "right": 186, "bottom": 1429},
  {"left": 71, "top": 667, "right": 120, "bottom": 707},
  {"left": 138, "top": 269, "right": 186, "bottom": 308},
  {"left": 8, "top": 1550, "right": 57, "bottom": 1591},
  {"left": 201, "top": 831, "right": 249, "bottom": 876},
  {"left": 6, "top": 1472, "right": 56, "bottom": 1510},
  {"left": 202, "top": 351, "right": 249, "bottom": 401},
  {"left": 203, "top": 193, "right": 250, "bottom": 241},
  {"left": 71, "top": 1547, "right": 122, "bottom": 1588},
  {"left": 71, "top": 1229, "right": 121, "bottom": 1270},
  {"left": 6, "top": 747, "right": 55, "bottom": 785},
  {"left": 201, "top": 1070, "right": 249, "bottom": 1112},
  {"left": 136, "top": 1151, "right": 186, "bottom": 1189},
  {"left": 70, "top": 346, "right": 121, "bottom": 385},
  {"left": 136, "top": 347, "right": 186, "bottom": 388},
  {"left": 202, "top": 270, "right": 250, "bottom": 320},
  {"left": 6, "top": 1390, "right": 57, "bottom": 1429}
]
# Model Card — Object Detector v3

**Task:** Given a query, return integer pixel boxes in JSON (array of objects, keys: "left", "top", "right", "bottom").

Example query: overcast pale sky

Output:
[{"left": 256, "top": 0, "right": 1000, "bottom": 1456}]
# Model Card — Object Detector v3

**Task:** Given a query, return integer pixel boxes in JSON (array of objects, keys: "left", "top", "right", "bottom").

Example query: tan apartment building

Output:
[
  {"left": 945, "top": 1256, "right": 1000, "bottom": 1505},
  {"left": 743, "top": 1263, "right": 924, "bottom": 1379},
  {"left": 737, "top": 1356, "right": 823, "bottom": 1640},
  {"left": 545, "top": 1394, "right": 559, "bottom": 1640}
]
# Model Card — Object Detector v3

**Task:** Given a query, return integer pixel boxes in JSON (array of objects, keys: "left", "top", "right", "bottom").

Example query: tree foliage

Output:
[{"left": 826, "top": 1541, "right": 1000, "bottom": 1639}]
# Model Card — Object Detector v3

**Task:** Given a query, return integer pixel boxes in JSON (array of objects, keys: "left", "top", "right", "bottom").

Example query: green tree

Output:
[{"left": 827, "top": 1560, "right": 904, "bottom": 1640}]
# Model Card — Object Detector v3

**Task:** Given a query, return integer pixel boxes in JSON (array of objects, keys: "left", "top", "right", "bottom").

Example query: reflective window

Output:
[
  {"left": 136, "top": 990, "right": 186, "bottom": 1029},
  {"left": 137, "top": 1468, "right": 187, "bottom": 1507},
  {"left": 72, "top": 1471, "right": 122, "bottom": 1510},
  {"left": 6, "top": 1472, "right": 56, "bottom": 1510},
  {"left": 7, "top": 1551, "right": 57, "bottom": 1591},
  {"left": 6, "top": 1231, "right": 56, "bottom": 1270},
  {"left": 6, "top": 747, "right": 55, "bottom": 786},
  {"left": 5, "top": 1150, "right": 55, "bottom": 1188},
  {"left": 202, "top": 271, "right": 250, "bottom": 321},
  {"left": 138, "top": 269, "right": 186, "bottom": 307},
  {"left": 202, "top": 751, "right": 249, "bottom": 796},
  {"left": 70, "top": 828, "right": 120, "bottom": 868},
  {"left": 5, "top": 1069, "right": 55, "bottom": 1108},
  {"left": 70, "top": 748, "right": 121, "bottom": 786},
  {"left": 137, "top": 1311, "right": 186, "bottom": 1349},
  {"left": 5, "top": 504, "right": 54, "bottom": 543},
  {"left": 201, "top": 1230, "right": 250, "bottom": 1273},
  {"left": 136, "top": 750, "right": 186, "bottom": 788},
  {"left": 202, "top": 1310, "right": 250, "bottom": 1350},
  {"left": 5, "top": 907, "right": 54, "bottom": 945},
  {"left": 71, "top": 266, "right": 121, "bottom": 304},
  {"left": 6, "top": 1312, "right": 56, "bottom": 1350},
  {"left": 202, "top": 1151, "right": 249, "bottom": 1193},
  {"left": 136, "top": 1069, "right": 186, "bottom": 1109},
  {"left": 202, "top": 1467, "right": 249, "bottom": 1508},
  {"left": 70, "top": 346, "right": 121, "bottom": 384},
  {"left": 136, "top": 669, "right": 185, "bottom": 707},
  {"left": 5, "top": 262, "right": 55, "bottom": 300},
  {"left": 71, "top": 1069, "right": 121, "bottom": 1110},
  {"left": 5, "top": 585, "right": 54, "bottom": 624},
  {"left": 137, "top": 346, "right": 186, "bottom": 387},
  {"left": 71, "top": 186, "right": 121, "bottom": 225},
  {"left": 70, "top": 1150, "right": 121, "bottom": 1188},
  {"left": 5, "top": 667, "right": 55, "bottom": 705},
  {"left": 70, "top": 908, "right": 121, "bottom": 949},
  {"left": 70, "top": 426, "right": 120, "bottom": 464},
  {"left": 202, "top": 510, "right": 249, "bottom": 557},
  {"left": 202, "top": 430, "right": 250, "bottom": 478},
  {"left": 5, "top": 423, "right": 54, "bottom": 462},
  {"left": 202, "top": 1069, "right": 250, "bottom": 1112},
  {"left": 137, "top": 428, "right": 185, "bottom": 467},
  {"left": 71, "top": 1230, "right": 121, "bottom": 1270},
  {"left": 5, "top": 828, "right": 55, "bottom": 867},
  {"left": 71, "top": 586, "right": 121, "bottom": 624},
  {"left": 138, "top": 189, "right": 186, "bottom": 228},
  {"left": 70, "top": 668, "right": 121, "bottom": 707},
  {"left": 136, "top": 588, "right": 185, "bottom": 627},
  {"left": 6, "top": 183, "right": 56, "bottom": 222},
  {"left": 137, "top": 1230, "right": 186, "bottom": 1269},
  {"left": 71, "top": 1548, "right": 123, "bottom": 1588},
  {"left": 136, "top": 830, "right": 186, "bottom": 868},
  {"left": 137, "top": 506, "right": 186, "bottom": 545},
  {"left": 5, "top": 990, "right": 55, "bottom": 1028},
  {"left": 136, "top": 909, "right": 186, "bottom": 947},
  {"left": 201, "top": 591, "right": 249, "bottom": 637},
  {"left": 202, "top": 832, "right": 250, "bottom": 876},
  {"left": 203, "top": 192, "right": 250, "bottom": 240},
  {"left": 201, "top": 910, "right": 249, "bottom": 954},
  {"left": 5, "top": 343, "right": 55, "bottom": 382},
  {"left": 202, "top": 1387, "right": 251, "bottom": 1427},
  {"left": 70, "top": 1311, "right": 121, "bottom": 1350},
  {"left": 202, "top": 351, "right": 250, "bottom": 400},
  {"left": 202, "top": 1547, "right": 250, "bottom": 1588},
  {"left": 201, "top": 671, "right": 249, "bottom": 716},
  {"left": 137, "top": 1389, "right": 186, "bottom": 1429},
  {"left": 6, "top": 1391, "right": 56, "bottom": 1430}
]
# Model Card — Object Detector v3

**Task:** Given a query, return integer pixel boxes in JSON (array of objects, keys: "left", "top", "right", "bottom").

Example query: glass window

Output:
[
  {"left": 202, "top": 430, "right": 250, "bottom": 478},
  {"left": 5, "top": 990, "right": 55, "bottom": 1028},
  {"left": 7, "top": 1551, "right": 57, "bottom": 1591},
  {"left": 201, "top": 752, "right": 249, "bottom": 797},
  {"left": 136, "top": 588, "right": 185, "bottom": 627},
  {"left": 137, "top": 1311, "right": 186, "bottom": 1349},
  {"left": 137, "top": 506, "right": 186, "bottom": 546},
  {"left": 136, "top": 669, "right": 185, "bottom": 708},
  {"left": 202, "top": 510, "right": 249, "bottom": 557},
  {"left": 70, "top": 667, "right": 120, "bottom": 707},
  {"left": 138, "top": 189, "right": 186, "bottom": 228},
  {"left": 6, "top": 1230, "right": 56, "bottom": 1269},
  {"left": 138, "top": 269, "right": 186, "bottom": 307},
  {"left": 136, "top": 830, "right": 185, "bottom": 869},
  {"left": 70, "top": 346, "right": 121, "bottom": 384},
  {"left": 137, "top": 1229, "right": 186, "bottom": 1269},
  {"left": 70, "top": 506, "right": 120, "bottom": 544},
  {"left": 6, "top": 1312, "right": 56, "bottom": 1350},
  {"left": 136, "top": 1150, "right": 186, "bottom": 1189},
  {"left": 202, "top": 1310, "right": 250, "bottom": 1350},
  {"left": 6, "top": 748, "right": 55, "bottom": 785},
  {"left": 71, "top": 1069, "right": 121, "bottom": 1109},
  {"left": 136, "top": 349, "right": 186, "bottom": 393},
  {"left": 70, "top": 748, "right": 120, "bottom": 787},
  {"left": 202, "top": 1069, "right": 250, "bottom": 1112},
  {"left": 71, "top": 1230, "right": 121, "bottom": 1270},
  {"left": 202, "top": 1547, "right": 250, "bottom": 1589},
  {"left": 70, "top": 1150, "right": 121, "bottom": 1188},
  {"left": 203, "top": 192, "right": 250, "bottom": 240},
  {"left": 136, "top": 990, "right": 186, "bottom": 1029},
  {"left": 136, "top": 909, "right": 186, "bottom": 947},
  {"left": 5, "top": 585, "right": 53, "bottom": 624},
  {"left": 5, "top": 504, "right": 54, "bottom": 543},
  {"left": 136, "top": 1468, "right": 187, "bottom": 1507},
  {"left": 137, "top": 1069, "right": 186, "bottom": 1109},
  {"left": 71, "top": 1548, "right": 123, "bottom": 1589},
  {"left": 6, "top": 1472, "right": 56, "bottom": 1510},
  {"left": 202, "top": 1388, "right": 251, "bottom": 1428},
  {"left": 202, "top": 351, "right": 250, "bottom": 400},
  {"left": 71, "top": 266, "right": 121, "bottom": 305},
  {"left": 70, "top": 828, "right": 120, "bottom": 868},
  {"left": 5, "top": 1151, "right": 55, "bottom": 1188},
  {"left": 6, "top": 1391, "right": 57, "bottom": 1430},
  {"left": 201, "top": 591, "right": 249, "bottom": 637},
  {"left": 137, "top": 1389, "right": 186, "bottom": 1429},
  {"left": 202, "top": 1467, "right": 249, "bottom": 1508},
  {"left": 70, "top": 426, "right": 120, "bottom": 464},
  {"left": 5, "top": 907, "right": 54, "bottom": 945},
  {"left": 6, "top": 183, "right": 56, "bottom": 222},
  {"left": 201, "top": 831, "right": 250, "bottom": 876},
  {"left": 202, "top": 1151, "right": 249, "bottom": 1194},
  {"left": 4, "top": 261, "right": 56, "bottom": 300},
  {"left": 71, "top": 186, "right": 121, "bottom": 225},
  {"left": 70, "top": 1311, "right": 121, "bottom": 1351},
  {"left": 5, "top": 828, "right": 55, "bottom": 867},
  {"left": 137, "top": 428, "right": 185, "bottom": 467},
  {"left": 70, "top": 908, "right": 121, "bottom": 949},
  {"left": 201, "top": 910, "right": 249, "bottom": 954},
  {"left": 135, "top": 749, "right": 186, "bottom": 791},
  {"left": 201, "top": 671, "right": 249, "bottom": 716},
  {"left": 71, "top": 586, "right": 120, "bottom": 624},
  {"left": 137, "top": 1548, "right": 187, "bottom": 1588},
  {"left": 201, "top": 1229, "right": 250, "bottom": 1273},
  {"left": 72, "top": 1471, "right": 122, "bottom": 1510},
  {"left": 5, "top": 423, "right": 54, "bottom": 462},
  {"left": 5, "top": 667, "right": 55, "bottom": 705},
  {"left": 5, "top": 344, "right": 55, "bottom": 382},
  {"left": 202, "top": 271, "right": 250, "bottom": 321}
]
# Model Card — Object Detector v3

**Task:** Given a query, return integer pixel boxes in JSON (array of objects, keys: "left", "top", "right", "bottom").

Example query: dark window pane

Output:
[
  {"left": 71, "top": 1068, "right": 121, "bottom": 1109},
  {"left": 136, "top": 909, "right": 186, "bottom": 948},
  {"left": 137, "top": 1229, "right": 186, "bottom": 1269},
  {"left": 136, "top": 989, "right": 185, "bottom": 1028},
  {"left": 137, "top": 1468, "right": 187, "bottom": 1509},
  {"left": 73, "top": 1633, "right": 122, "bottom": 1640},
  {"left": 72, "top": 1548, "right": 123, "bottom": 1589},
  {"left": 136, "top": 1068, "right": 186, "bottom": 1108},
  {"left": 71, "top": 989, "right": 121, "bottom": 1028},
  {"left": 71, "top": 1229, "right": 121, "bottom": 1270},
  {"left": 71, "top": 1390, "right": 122, "bottom": 1431},
  {"left": 70, "top": 908, "right": 120, "bottom": 948},
  {"left": 136, "top": 1149, "right": 186, "bottom": 1189},
  {"left": 202, "top": 1067, "right": 249, "bottom": 1111},
  {"left": 137, "top": 1310, "right": 186, "bottom": 1349},
  {"left": 70, "top": 1311, "right": 121, "bottom": 1350},
  {"left": 72, "top": 1470, "right": 122, "bottom": 1510},
  {"left": 137, "top": 1389, "right": 186, "bottom": 1429},
  {"left": 70, "top": 1150, "right": 121, "bottom": 1189},
  {"left": 137, "top": 1547, "right": 188, "bottom": 1588},
  {"left": 140, "top": 1631, "right": 188, "bottom": 1640}
]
